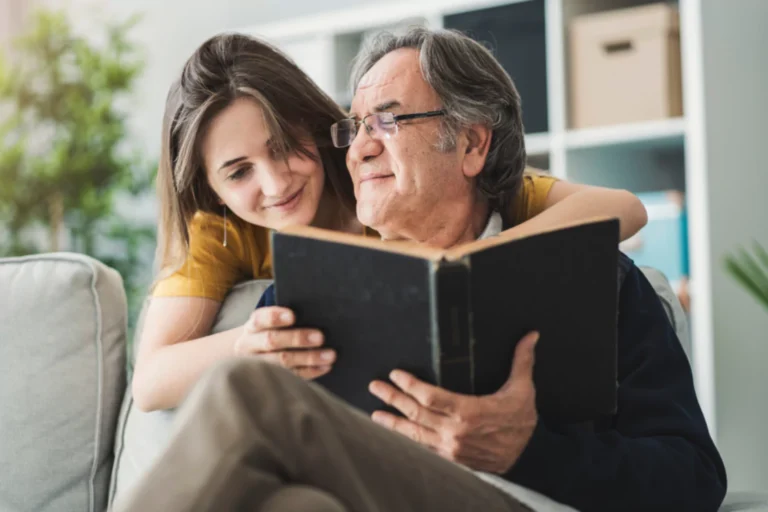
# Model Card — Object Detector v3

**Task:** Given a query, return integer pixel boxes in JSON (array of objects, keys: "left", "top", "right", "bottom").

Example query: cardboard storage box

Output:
[{"left": 569, "top": 3, "right": 683, "bottom": 129}]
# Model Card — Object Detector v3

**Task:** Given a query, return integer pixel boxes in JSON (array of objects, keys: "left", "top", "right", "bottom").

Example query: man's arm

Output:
[{"left": 505, "top": 258, "right": 727, "bottom": 512}]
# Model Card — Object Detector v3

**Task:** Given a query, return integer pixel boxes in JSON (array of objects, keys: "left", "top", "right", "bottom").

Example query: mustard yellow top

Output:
[{"left": 152, "top": 172, "right": 558, "bottom": 301}]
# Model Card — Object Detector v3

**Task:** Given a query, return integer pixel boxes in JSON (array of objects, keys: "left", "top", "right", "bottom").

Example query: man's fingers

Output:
[
  {"left": 369, "top": 380, "right": 446, "bottom": 430},
  {"left": 371, "top": 410, "right": 441, "bottom": 449},
  {"left": 508, "top": 331, "right": 539, "bottom": 387},
  {"left": 388, "top": 370, "right": 459, "bottom": 415},
  {"left": 247, "top": 307, "right": 296, "bottom": 332},
  {"left": 259, "top": 348, "right": 336, "bottom": 368}
]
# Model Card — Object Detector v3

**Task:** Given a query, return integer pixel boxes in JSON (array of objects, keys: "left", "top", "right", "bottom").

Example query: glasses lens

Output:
[
  {"left": 371, "top": 112, "right": 396, "bottom": 139},
  {"left": 331, "top": 119, "right": 356, "bottom": 148}
]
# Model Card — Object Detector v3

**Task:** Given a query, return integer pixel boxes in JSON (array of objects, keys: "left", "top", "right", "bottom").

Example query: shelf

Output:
[
  {"left": 243, "top": 0, "right": 533, "bottom": 40},
  {"left": 525, "top": 132, "right": 550, "bottom": 156},
  {"left": 565, "top": 117, "right": 687, "bottom": 150}
]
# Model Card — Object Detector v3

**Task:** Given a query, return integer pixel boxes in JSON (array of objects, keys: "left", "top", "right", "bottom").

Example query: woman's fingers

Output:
[
  {"left": 293, "top": 365, "right": 333, "bottom": 380},
  {"left": 237, "top": 308, "right": 333, "bottom": 380},
  {"left": 242, "top": 327, "right": 324, "bottom": 353},
  {"left": 247, "top": 307, "right": 296, "bottom": 332},
  {"left": 259, "top": 348, "right": 336, "bottom": 368}
]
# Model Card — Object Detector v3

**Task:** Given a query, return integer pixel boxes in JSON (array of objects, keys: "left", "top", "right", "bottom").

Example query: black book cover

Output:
[{"left": 271, "top": 217, "right": 619, "bottom": 423}]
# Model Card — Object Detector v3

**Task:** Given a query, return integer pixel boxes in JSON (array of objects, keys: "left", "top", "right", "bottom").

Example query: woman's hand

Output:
[{"left": 234, "top": 306, "right": 335, "bottom": 380}]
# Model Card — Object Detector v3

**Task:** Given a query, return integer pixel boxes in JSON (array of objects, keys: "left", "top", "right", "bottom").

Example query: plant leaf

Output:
[
  {"left": 737, "top": 248, "right": 768, "bottom": 292},
  {"left": 753, "top": 241, "right": 768, "bottom": 271},
  {"left": 725, "top": 252, "right": 768, "bottom": 311}
]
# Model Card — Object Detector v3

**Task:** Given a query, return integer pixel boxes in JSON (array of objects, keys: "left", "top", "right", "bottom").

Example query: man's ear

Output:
[{"left": 462, "top": 124, "right": 492, "bottom": 179}]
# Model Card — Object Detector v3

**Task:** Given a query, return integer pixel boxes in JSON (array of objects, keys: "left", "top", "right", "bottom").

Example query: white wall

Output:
[
  {"left": 104, "top": 0, "right": 379, "bottom": 160},
  {"left": 700, "top": 0, "right": 768, "bottom": 493},
  {"left": 0, "top": 0, "right": 29, "bottom": 49}
]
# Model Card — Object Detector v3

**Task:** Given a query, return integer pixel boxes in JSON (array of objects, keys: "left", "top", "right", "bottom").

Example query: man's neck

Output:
[
  {"left": 384, "top": 196, "right": 490, "bottom": 249},
  {"left": 312, "top": 189, "right": 362, "bottom": 235}
]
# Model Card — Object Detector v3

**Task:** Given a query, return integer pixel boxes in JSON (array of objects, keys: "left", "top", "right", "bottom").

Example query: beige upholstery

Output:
[
  {"left": 108, "top": 278, "right": 272, "bottom": 504},
  {"left": 639, "top": 266, "right": 691, "bottom": 360},
  {"left": 0, "top": 253, "right": 127, "bottom": 512}
]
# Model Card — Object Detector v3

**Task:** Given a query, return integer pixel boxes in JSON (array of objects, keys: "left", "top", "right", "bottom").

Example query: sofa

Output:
[{"left": 0, "top": 252, "right": 764, "bottom": 511}]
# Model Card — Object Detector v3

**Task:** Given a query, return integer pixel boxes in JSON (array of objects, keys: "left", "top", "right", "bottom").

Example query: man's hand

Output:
[
  {"left": 234, "top": 307, "right": 336, "bottom": 380},
  {"left": 368, "top": 331, "right": 540, "bottom": 474}
]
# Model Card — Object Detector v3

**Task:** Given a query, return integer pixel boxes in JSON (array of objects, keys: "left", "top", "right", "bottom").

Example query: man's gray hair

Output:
[{"left": 350, "top": 26, "right": 527, "bottom": 222}]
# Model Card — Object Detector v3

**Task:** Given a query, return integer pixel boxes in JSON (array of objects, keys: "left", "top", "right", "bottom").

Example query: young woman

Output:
[{"left": 132, "top": 32, "right": 648, "bottom": 412}]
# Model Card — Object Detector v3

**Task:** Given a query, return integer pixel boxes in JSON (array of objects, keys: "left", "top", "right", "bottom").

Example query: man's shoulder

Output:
[
  {"left": 616, "top": 251, "right": 635, "bottom": 291},
  {"left": 256, "top": 283, "right": 276, "bottom": 309}
]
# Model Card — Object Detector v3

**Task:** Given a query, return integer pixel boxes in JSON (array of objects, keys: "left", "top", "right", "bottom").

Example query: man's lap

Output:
[{"left": 202, "top": 358, "right": 574, "bottom": 511}]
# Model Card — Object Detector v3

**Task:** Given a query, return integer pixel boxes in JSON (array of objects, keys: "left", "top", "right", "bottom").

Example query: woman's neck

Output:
[{"left": 312, "top": 188, "right": 363, "bottom": 235}]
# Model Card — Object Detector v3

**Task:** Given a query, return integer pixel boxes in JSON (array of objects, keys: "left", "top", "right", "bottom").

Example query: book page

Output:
[
  {"left": 276, "top": 224, "right": 447, "bottom": 261},
  {"left": 443, "top": 216, "right": 618, "bottom": 261}
]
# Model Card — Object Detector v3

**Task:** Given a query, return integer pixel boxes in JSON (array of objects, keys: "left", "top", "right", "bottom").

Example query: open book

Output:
[{"left": 271, "top": 217, "right": 620, "bottom": 423}]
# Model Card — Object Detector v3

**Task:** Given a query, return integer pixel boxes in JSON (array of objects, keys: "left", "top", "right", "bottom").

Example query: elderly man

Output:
[{"left": 113, "top": 28, "right": 726, "bottom": 512}]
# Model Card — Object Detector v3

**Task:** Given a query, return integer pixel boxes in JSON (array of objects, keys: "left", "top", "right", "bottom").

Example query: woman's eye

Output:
[{"left": 228, "top": 166, "right": 250, "bottom": 181}]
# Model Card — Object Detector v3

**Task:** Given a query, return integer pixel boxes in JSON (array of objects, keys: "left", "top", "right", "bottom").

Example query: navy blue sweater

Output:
[{"left": 256, "top": 255, "right": 727, "bottom": 511}]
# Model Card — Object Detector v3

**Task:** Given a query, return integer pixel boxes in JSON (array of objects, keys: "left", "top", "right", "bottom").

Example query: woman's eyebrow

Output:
[{"left": 218, "top": 156, "right": 248, "bottom": 174}]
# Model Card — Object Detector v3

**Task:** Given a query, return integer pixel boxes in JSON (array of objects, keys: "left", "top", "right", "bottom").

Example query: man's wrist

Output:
[{"left": 503, "top": 419, "right": 562, "bottom": 485}]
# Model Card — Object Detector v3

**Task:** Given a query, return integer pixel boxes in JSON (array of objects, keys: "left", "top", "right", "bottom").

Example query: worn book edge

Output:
[{"left": 274, "top": 215, "right": 619, "bottom": 261}]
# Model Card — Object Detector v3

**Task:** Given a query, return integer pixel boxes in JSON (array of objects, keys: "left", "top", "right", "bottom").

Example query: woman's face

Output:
[{"left": 202, "top": 97, "right": 326, "bottom": 230}]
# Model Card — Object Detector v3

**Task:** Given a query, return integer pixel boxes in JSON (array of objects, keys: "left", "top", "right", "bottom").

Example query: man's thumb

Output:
[{"left": 499, "top": 331, "right": 539, "bottom": 393}]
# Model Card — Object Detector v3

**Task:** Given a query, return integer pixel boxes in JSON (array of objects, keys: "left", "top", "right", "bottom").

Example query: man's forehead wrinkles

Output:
[
  {"left": 353, "top": 86, "right": 392, "bottom": 117},
  {"left": 359, "top": 72, "right": 398, "bottom": 90}
]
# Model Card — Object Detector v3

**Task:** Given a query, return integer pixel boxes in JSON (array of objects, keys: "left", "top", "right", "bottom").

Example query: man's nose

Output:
[
  {"left": 258, "top": 160, "right": 292, "bottom": 197},
  {"left": 346, "top": 125, "right": 383, "bottom": 166}
]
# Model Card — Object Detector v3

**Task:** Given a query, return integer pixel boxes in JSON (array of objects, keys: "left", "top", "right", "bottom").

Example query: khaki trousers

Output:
[{"left": 111, "top": 359, "right": 531, "bottom": 512}]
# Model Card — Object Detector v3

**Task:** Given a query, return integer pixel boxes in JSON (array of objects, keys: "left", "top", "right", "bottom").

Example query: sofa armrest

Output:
[{"left": 0, "top": 252, "right": 127, "bottom": 512}]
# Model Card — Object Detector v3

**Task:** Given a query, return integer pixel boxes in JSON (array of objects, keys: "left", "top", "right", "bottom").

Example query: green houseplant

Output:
[
  {"left": 0, "top": 8, "right": 156, "bottom": 334},
  {"left": 724, "top": 241, "right": 768, "bottom": 312}
]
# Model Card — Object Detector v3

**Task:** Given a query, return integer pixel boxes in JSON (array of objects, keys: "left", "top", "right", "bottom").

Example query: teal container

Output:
[{"left": 620, "top": 191, "right": 689, "bottom": 285}]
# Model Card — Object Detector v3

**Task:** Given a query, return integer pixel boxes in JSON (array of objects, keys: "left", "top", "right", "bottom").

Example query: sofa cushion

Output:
[
  {"left": 108, "top": 267, "right": 692, "bottom": 507},
  {"left": 0, "top": 253, "right": 127, "bottom": 512},
  {"left": 639, "top": 266, "right": 691, "bottom": 360},
  {"left": 108, "top": 278, "right": 272, "bottom": 505}
]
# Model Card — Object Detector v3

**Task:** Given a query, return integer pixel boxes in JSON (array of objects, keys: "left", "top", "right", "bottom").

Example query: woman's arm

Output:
[
  {"left": 132, "top": 297, "right": 335, "bottom": 412},
  {"left": 132, "top": 297, "right": 242, "bottom": 411},
  {"left": 509, "top": 180, "right": 647, "bottom": 241}
]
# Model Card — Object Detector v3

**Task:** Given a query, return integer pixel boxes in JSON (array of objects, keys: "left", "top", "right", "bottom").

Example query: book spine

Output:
[{"left": 430, "top": 259, "right": 473, "bottom": 395}]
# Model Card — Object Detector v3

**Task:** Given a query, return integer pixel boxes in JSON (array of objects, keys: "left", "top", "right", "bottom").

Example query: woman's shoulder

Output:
[
  {"left": 151, "top": 211, "right": 272, "bottom": 300},
  {"left": 521, "top": 167, "right": 558, "bottom": 188},
  {"left": 508, "top": 167, "right": 559, "bottom": 225},
  {"left": 187, "top": 210, "right": 270, "bottom": 269},
  {"left": 189, "top": 210, "right": 269, "bottom": 243}
]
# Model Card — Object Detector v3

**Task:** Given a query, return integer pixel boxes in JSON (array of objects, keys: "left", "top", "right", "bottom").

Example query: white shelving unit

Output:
[{"left": 237, "top": 0, "right": 768, "bottom": 489}]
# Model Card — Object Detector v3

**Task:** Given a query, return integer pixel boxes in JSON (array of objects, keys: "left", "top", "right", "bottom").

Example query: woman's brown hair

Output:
[{"left": 153, "top": 33, "right": 354, "bottom": 283}]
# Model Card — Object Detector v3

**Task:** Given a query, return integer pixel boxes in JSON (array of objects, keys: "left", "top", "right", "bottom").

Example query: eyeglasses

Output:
[{"left": 330, "top": 110, "right": 445, "bottom": 148}]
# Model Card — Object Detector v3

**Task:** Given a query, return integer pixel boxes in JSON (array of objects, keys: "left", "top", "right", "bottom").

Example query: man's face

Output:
[{"left": 346, "top": 49, "right": 477, "bottom": 240}]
